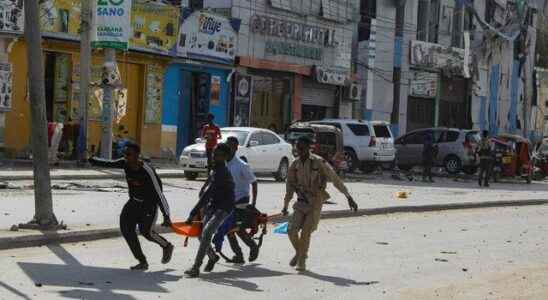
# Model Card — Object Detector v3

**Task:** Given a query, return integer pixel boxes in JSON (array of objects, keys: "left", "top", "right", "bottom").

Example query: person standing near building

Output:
[
  {"left": 477, "top": 130, "right": 493, "bottom": 187},
  {"left": 89, "top": 143, "right": 174, "bottom": 271},
  {"left": 282, "top": 136, "right": 358, "bottom": 272},
  {"left": 211, "top": 136, "right": 260, "bottom": 265},
  {"left": 422, "top": 133, "right": 437, "bottom": 183},
  {"left": 202, "top": 113, "right": 222, "bottom": 171},
  {"left": 184, "top": 143, "right": 235, "bottom": 278}
]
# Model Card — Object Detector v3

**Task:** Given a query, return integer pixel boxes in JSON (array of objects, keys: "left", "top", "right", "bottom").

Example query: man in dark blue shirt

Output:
[
  {"left": 184, "top": 143, "right": 235, "bottom": 278},
  {"left": 89, "top": 143, "right": 173, "bottom": 271}
]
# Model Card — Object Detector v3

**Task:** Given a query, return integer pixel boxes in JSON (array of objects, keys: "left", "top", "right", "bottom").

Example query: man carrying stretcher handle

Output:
[
  {"left": 89, "top": 142, "right": 174, "bottom": 271},
  {"left": 184, "top": 143, "right": 235, "bottom": 278}
]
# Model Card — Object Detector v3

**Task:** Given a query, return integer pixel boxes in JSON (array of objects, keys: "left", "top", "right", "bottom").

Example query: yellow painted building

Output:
[
  {"left": 1, "top": 0, "right": 180, "bottom": 159},
  {"left": 4, "top": 39, "right": 170, "bottom": 158}
]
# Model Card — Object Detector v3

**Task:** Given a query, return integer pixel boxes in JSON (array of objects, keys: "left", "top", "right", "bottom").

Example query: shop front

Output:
[
  {"left": 162, "top": 9, "right": 240, "bottom": 158},
  {"left": 1, "top": 0, "right": 178, "bottom": 159},
  {"left": 233, "top": 0, "right": 356, "bottom": 132}
]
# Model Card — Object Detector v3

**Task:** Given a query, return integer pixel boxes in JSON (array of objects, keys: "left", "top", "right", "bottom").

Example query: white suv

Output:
[{"left": 311, "top": 119, "right": 395, "bottom": 172}]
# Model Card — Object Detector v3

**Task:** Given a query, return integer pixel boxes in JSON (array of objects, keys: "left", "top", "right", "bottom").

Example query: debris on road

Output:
[{"left": 435, "top": 258, "right": 449, "bottom": 262}]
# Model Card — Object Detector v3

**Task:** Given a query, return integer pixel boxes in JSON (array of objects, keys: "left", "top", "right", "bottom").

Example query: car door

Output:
[
  {"left": 398, "top": 131, "right": 428, "bottom": 165},
  {"left": 345, "top": 123, "right": 371, "bottom": 160},
  {"left": 245, "top": 131, "right": 265, "bottom": 172},
  {"left": 261, "top": 131, "right": 284, "bottom": 171}
]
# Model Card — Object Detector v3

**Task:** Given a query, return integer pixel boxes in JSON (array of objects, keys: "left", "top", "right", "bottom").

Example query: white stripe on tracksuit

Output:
[
  {"left": 149, "top": 208, "right": 168, "bottom": 247},
  {"left": 143, "top": 163, "right": 170, "bottom": 216}
]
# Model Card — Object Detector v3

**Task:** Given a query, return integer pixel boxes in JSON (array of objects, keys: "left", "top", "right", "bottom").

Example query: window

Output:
[
  {"left": 261, "top": 132, "right": 280, "bottom": 145},
  {"left": 358, "top": 0, "right": 376, "bottom": 41},
  {"left": 221, "top": 130, "right": 249, "bottom": 146},
  {"left": 416, "top": 0, "right": 440, "bottom": 43},
  {"left": 440, "top": 130, "right": 460, "bottom": 143},
  {"left": 347, "top": 124, "right": 370, "bottom": 136},
  {"left": 373, "top": 125, "right": 391, "bottom": 138},
  {"left": 317, "top": 132, "right": 337, "bottom": 145},
  {"left": 321, "top": 0, "right": 351, "bottom": 23},
  {"left": 190, "top": 0, "right": 203, "bottom": 11},
  {"left": 248, "top": 133, "right": 262, "bottom": 146}
]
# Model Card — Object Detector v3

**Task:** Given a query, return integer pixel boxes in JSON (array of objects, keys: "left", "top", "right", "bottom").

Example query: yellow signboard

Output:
[{"left": 130, "top": 1, "right": 180, "bottom": 54}]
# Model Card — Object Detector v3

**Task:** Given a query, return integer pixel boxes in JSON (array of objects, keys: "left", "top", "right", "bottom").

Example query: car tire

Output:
[
  {"left": 184, "top": 172, "right": 198, "bottom": 181},
  {"left": 344, "top": 148, "right": 359, "bottom": 173},
  {"left": 463, "top": 166, "right": 478, "bottom": 175},
  {"left": 274, "top": 158, "right": 289, "bottom": 182},
  {"left": 444, "top": 155, "right": 462, "bottom": 174}
]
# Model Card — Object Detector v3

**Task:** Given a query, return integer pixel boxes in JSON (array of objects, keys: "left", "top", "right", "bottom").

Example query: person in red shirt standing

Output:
[{"left": 202, "top": 113, "right": 222, "bottom": 171}]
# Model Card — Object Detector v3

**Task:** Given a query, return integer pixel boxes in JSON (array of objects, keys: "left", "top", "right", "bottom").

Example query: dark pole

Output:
[{"left": 391, "top": 0, "right": 406, "bottom": 134}]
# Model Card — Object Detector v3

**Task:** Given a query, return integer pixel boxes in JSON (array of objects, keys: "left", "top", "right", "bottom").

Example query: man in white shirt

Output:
[{"left": 211, "top": 136, "right": 259, "bottom": 266}]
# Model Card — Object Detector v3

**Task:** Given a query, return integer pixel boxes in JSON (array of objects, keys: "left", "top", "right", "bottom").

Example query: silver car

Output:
[{"left": 395, "top": 128, "right": 480, "bottom": 174}]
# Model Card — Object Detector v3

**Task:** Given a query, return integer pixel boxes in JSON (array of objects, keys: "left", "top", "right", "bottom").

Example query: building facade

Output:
[{"left": 356, "top": 0, "right": 540, "bottom": 139}]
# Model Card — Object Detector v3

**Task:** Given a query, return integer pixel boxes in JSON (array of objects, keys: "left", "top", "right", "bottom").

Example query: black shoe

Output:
[
  {"left": 289, "top": 255, "right": 298, "bottom": 267},
  {"left": 162, "top": 244, "right": 174, "bottom": 264},
  {"left": 231, "top": 255, "right": 245, "bottom": 264},
  {"left": 130, "top": 261, "right": 149, "bottom": 271},
  {"left": 249, "top": 246, "right": 259, "bottom": 262},
  {"left": 184, "top": 267, "right": 200, "bottom": 278},
  {"left": 204, "top": 254, "right": 220, "bottom": 272}
]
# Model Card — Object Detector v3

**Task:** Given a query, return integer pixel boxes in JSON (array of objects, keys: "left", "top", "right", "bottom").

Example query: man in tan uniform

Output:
[{"left": 282, "top": 136, "right": 358, "bottom": 272}]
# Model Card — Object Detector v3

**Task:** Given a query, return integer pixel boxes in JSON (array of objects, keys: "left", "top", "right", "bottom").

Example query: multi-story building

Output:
[{"left": 356, "top": 0, "right": 540, "bottom": 139}]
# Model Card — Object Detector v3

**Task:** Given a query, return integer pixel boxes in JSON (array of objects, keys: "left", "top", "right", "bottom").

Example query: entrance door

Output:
[
  {"left": 190, "top": 72, "right": 211, "bottom": 145},
  {"left": 117, "top": 63, "right": 144, "bottom": 145}
]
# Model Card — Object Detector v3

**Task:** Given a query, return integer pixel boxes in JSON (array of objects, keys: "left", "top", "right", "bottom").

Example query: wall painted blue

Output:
[
  {"left": 162, "top": 63, "right": 231, "bottom": 156},
  {"left": 489, "top": 64, "right": 500, "bottom": 135}
]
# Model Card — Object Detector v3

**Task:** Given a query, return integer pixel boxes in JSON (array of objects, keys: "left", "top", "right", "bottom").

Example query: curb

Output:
[
  {"left": 2, "top": 199, "right": 548, "bottom": 251},
  {"left": 0, "top": 172, "right": 186, "bottom": 181}
]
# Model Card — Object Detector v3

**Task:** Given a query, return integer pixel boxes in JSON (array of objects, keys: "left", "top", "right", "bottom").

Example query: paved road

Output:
[
  {"left": 2, "top": 175, "right": 548, "bottom": 235},
  {"left": 1, "top": 205, "right": 548, "bottom": 299}
]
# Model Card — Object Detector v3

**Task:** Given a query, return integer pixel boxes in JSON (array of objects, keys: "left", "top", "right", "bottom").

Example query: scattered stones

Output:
[
  {"left": 435, "top": 258, "right": 449, "bottom": 262},
  {"left": 376, "top": 242, "right": 389, "bottom": 245},
  {"left": 462, "top": 268, "right": 468, "bottom": 272},
  {"left": 78, "top": 281, "right": 94, "bottom": 286},
  {"left": 34, "top": 283, "right": 42, "bottom": 287},
  {"left": 440, "top": 251, "right": 457, "bottom": 255}
]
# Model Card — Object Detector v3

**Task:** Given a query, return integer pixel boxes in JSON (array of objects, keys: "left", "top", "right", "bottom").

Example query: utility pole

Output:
[
  {"left": 391, "top": 0, "right": 406, "bottom": 135},
  {"left": 78, "top": 0, "right": 92, "bottom": 162},
  {"left": 23, "top": 0, "right": 58, "bottom": 228},
  {"left": 100, "top": 48, "right": 116, "bottom": 159}
]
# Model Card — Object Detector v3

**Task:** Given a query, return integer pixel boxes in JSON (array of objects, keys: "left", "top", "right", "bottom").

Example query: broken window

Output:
[
  {"left": 416, "top": 0, "right": 440, "bottom": 43},
  {"left": 358, "top": 0, "right": 376, "bottom": 41}
]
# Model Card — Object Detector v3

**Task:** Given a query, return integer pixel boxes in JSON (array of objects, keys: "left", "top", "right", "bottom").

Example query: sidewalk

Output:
[
  {"left": 0, "top": 167, "right": 186, "bottom": 181},
  {"left": 1, "top": 176, "right": 548, "bottom": 250}
]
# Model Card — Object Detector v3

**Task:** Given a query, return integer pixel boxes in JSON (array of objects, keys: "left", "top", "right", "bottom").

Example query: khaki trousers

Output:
[{"left": 287, "top": 202, "right": 322, "bottom": 260}]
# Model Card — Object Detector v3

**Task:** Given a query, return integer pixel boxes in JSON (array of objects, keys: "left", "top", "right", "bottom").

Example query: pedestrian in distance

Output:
[
  {"left": 211, "top": 136, "right": 260, "bottom": 266},
  {"left": 202, "top": 113, "right": 222, "bottom": 172},
  {"left": 477, "top": 130, "right": 494, "bottom": 187},
  {"left": 89, "top": 143, "right": 173, "bottom": 271},
  {"left": 282, "top": 136, "right": 358, "bottom": 272},
  {"left": 184, "top": 143, "right": 235, "bottom": 278},
  {"left": 422, "top": 133, "right": 437, "bottom": 183}
]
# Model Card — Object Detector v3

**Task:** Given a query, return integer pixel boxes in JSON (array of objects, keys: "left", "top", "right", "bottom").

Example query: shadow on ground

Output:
[{"left": 17, "top": 244, "right": 181, "bottom": 300}]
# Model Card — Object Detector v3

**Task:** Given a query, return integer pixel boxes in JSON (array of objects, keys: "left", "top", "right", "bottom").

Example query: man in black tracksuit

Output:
[
  {"left": 184, "top": 143, "right": 235, "bottom": 278},
  {"left": 89, "top": 143, "right": 174, "bottom": 270}
]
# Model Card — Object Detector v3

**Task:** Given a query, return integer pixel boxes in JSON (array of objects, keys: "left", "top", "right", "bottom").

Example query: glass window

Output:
[
  {"left": 373, "top": 125, "right": 391, "bottom": 138},
  {"left": 248, "top": 132, "right": 263, "bottom": 146},
  {"left": 286, "top": 129, "right": 315, "bottom": 144},
  {"left": 221, "top": 130, "right": 249, "bottom": 146},
  {"left": 261, "top": 132, "right": 280, "bottom": 145},
  {"left": 346, "top": 124, "right": 370, "bottom": 136}
]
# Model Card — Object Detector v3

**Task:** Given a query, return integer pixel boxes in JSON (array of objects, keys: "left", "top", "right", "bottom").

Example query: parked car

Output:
[
  {"left": 285, "top": 122, "right": 346, "bottom": 172},
  {"left": 309, "top": 119, "right": 395, "bottom": 172},
  {"left": 395, "top": 128, "right": 480, "bottom": 174},
  {"left": 179, "top": 127, "right": 294, "bottom": 181}
]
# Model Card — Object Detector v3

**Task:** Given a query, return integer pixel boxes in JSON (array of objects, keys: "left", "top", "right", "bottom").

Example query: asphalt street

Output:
[
  {"left": 2, "top": 175, "right": 548, "bottom": 234},
  {"left": 1, "top": 205, "right": 547, "bottom": 300}
]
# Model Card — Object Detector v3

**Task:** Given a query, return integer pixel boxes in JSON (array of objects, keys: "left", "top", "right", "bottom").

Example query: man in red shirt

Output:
[{"left": 202, "top": 113, "right": 222, "bottom": 171}]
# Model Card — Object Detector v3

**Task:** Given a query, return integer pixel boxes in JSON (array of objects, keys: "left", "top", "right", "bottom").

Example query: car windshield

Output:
[
  {"left": 220, "top": 130, "right": 249, "bottom": 145},
  {"left": 286, "top": 129, "right": 315, "bottom": 143}
]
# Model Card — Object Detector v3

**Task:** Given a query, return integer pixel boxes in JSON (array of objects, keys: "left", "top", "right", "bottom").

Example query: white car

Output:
[
  {"left": 179, "top": 127, "right": 294, "bottom": 181},
  {"left": 310, "top": 119, "right": 396, "bottom": 172}
]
